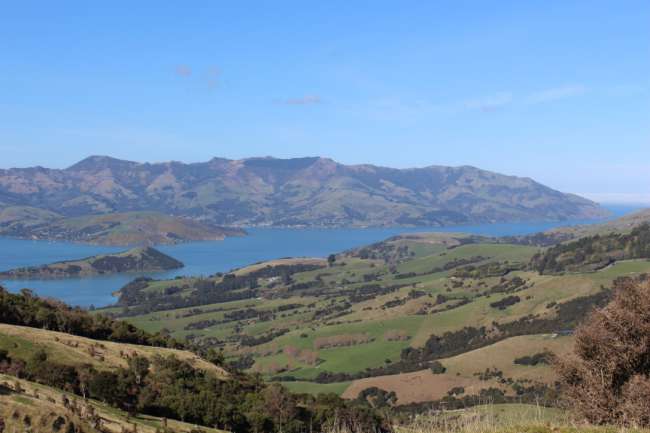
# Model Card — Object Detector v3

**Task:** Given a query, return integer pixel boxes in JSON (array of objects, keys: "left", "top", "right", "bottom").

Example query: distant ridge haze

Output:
[{"left": 0, "top": 155, "right": 609, "bottom": 227}]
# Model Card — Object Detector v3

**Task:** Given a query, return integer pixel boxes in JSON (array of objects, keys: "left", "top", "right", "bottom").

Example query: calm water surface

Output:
[{"left": 0, "top": 204, "right": 643, "bottom": 307}]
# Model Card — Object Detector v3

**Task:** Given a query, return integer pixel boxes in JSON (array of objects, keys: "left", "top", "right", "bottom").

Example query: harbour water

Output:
[{"left": 0, "top": 204, "right": 642, "bottom": 307}]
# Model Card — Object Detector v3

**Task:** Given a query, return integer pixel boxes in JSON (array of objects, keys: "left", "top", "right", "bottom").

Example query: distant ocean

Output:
[{"left": 0, "top": 203, "right": 644, "bottom": 307}]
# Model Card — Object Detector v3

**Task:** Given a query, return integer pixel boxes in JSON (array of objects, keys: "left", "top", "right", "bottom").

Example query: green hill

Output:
[
  {"left": 530, "top": 223, "right": 650, "bottom": 274},
  {"left": 91, "top": 211, "right": 650, "bottom": 410},
  {"left": 0, "top": 246, "right": 183, "bottom": 279}
]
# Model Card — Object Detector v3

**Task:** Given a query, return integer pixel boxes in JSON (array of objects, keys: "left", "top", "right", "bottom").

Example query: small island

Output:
[{"left": 0, "top": 246, "right": 184, "bottom": 279}]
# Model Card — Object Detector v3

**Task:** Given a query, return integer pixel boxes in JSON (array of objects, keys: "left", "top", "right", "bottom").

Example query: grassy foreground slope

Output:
[
  {"left": 0, "top": 374, "right": 225, "bottom": 433},
  {"left": 0, "top": 323, "right": 227, "bottom": 378},
  {"left": 0, "top": 287, "right": 390, "bottom": 433}
]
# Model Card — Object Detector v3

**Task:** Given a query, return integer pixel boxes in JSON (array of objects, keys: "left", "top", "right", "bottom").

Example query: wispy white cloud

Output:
[
  {"left": 527, "top": 84, "right": 587, "bottom": 104},
  {"left": 339, "top": 82, "right": 594, "bottom": 122}
]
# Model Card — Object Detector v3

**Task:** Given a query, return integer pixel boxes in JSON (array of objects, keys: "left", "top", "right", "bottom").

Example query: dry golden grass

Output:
[
  {"left": 233, "top": 257, "right": 327, "bottom": 276},
  {"left": 0, "top": 323, "right": 228, "bottom": 378},
  {"left": 341, "top": 334, "right": 570, "bottom": 403},
  {"left": 326, "top": 403, "right": 650, "bottom": 433},
  {"left": 342, "top": 369, "right": 491, "bottom": 404},
  {"left": 0, "top": 374, "right": 226, "bottom": 433},
  {"left": 443, "top": 334, "right": 571, "bottom": 382}
]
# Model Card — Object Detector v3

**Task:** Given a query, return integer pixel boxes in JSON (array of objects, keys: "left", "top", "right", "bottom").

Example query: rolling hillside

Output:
[
  {"left": 0, "top": 322, "right": 228, "bottom": 378},
  {"left": 0, "top": 156, "right": 608, "bottom": 227},
  {"left": 0, "top": 375, "right": 226, "bottom": 433},
  {"left": 95, "top": 210, "right": 650, "bottom": 410}
]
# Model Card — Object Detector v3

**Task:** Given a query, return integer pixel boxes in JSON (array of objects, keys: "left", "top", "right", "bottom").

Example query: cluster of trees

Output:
[
  {"left": 429, "top": 255, "right": 487, "bottom": 273},
  {"left": 514, "top": 351, "right": 551, "bottom": 366},
  {"left": 356, "top": 387, "right": 397, "bottom": 409},
  {"left": 353, "top": 241, "right": 412, "bottom": 263},
  {"left": 312, "top": 301, "right": 352, "bottom": 320},
  {"left": 0, "top": 287, "right": 180, "bottom": 348},
  {"left": 0, "top": 263, "right": 84, "bottom": 278},
  {"left": 313, "top": 333, "right": 375, "bottom": 350},
  {"left": 390, "top": 255, "right": 490, "bottom": 280},
  {"left": 402, "top": 287, "right": 613, "bottom": 367},
  {"left": 239, "top": 328, "right": 290, "bottom": 347},
  {"left": 345, "top": 284, "right": 406, "bottom": 304},
  {"left": 394, "top": 382, "right": 561, "bottom": 418},
  {"left": 485, "top": 276, "right": 527, "bottom": 295},
  {"left": 91, "top": 247, "right": 183, "bottom": 272},
  {"left": 452, "top": 261, "right": 524, "bottom": 279},
  {"left": 531, "top": 223, "right": 650, "bottom": 274},
  {"left": 489, "top": 295, "right": 521, "bottom": 310},
  {"left": 225, "top": 308, "right": 273, "bottom": 323},
  {"left": 116, "top": 263, "right": 325, "bottom": 316},
  {"left": 0, "top": 348, "right": 387, "bottom": 433},
  {"left": 501, "top": 231, "right": 572, "bottom": 247},
  {"left": 429, "top": 361, "right": 446, "bottom": 374}
]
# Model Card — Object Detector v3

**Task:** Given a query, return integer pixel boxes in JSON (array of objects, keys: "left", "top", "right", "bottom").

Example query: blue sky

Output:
[{"left": 1, "top": 1, "right": 649, "bottom": 202}]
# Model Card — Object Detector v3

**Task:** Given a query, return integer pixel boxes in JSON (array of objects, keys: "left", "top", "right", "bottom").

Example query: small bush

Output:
[
  {"left": 514, "top": 351, "right": 551, "bottom": 366},
  {"left": 556, "top": 276, "right": 650, "bottom": 426},
  {"left": 430, "top": 361, "right": 446, "bottom": 374}
]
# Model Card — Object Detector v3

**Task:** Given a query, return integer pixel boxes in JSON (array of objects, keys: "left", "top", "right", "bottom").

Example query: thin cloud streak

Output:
[
  {"left": 527, "top": 84, "right": 587, "bottom": 104},
  {"left": 355, "top": 83, "right": 589, "bottom": 120}
]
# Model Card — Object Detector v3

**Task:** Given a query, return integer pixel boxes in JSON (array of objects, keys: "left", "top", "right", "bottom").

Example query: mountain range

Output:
[{"left": 0, "top": 155, "right": 608, "bottom": 227}]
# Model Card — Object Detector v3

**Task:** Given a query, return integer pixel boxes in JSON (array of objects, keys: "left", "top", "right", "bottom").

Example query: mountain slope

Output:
[
  {"left": 0, "top": 156, "right": 608, "bottom": 227},
  {"left": 0, "top": 246, "right": 184, "bottom": 279},
  {"left": 0, "top": 208, "right": 245, "bottom": 245}
]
